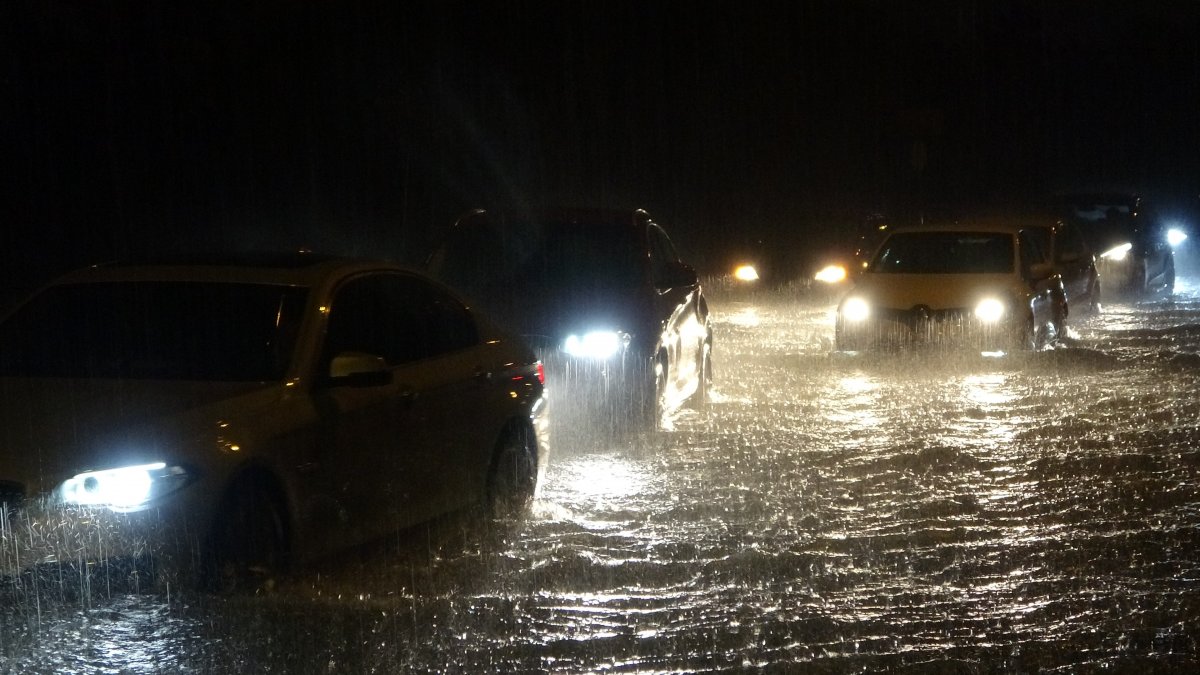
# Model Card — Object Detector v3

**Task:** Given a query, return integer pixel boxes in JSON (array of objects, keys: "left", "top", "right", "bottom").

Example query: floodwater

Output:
[{"left": 3, "top": 276, "right": 1199, "bottom": 673}]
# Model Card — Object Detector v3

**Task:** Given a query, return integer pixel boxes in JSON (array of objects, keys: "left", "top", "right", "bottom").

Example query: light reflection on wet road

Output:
[{"left": 3, "top": 277, "right": 1199, "bottom": 672}]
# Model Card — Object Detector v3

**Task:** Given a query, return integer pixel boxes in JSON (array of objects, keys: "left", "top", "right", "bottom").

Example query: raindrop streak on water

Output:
[{"left": 2, "top": 278, "right": 1199, "bottom": 672}]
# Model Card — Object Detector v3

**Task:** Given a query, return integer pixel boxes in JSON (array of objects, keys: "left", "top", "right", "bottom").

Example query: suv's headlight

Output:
[
  {"left": 841, "top": 297, "right": 870, "bottom": 322},
  {"left": 562, "top": 331, "right": 630, "bottom": 359},
  {"left": 974, "top": 298, "right": 1006, "bottom": 324},
  {"left": 1099, "top": 242, "right": 1132, "bottom": 261},
  {"left": 58, "top": 462, "right": 192, "bottom": 513}
]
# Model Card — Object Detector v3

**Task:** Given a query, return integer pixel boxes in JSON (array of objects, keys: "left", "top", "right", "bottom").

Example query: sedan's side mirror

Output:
[
  {"left": 328, "top": 351, "right": 392, "bottom": 387},
  {"left": 655, "top": 261, "right": 699, "bottom": 290}
]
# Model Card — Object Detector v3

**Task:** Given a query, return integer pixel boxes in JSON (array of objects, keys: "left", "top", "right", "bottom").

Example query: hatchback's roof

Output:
[{"left": 888, "top": 218, "right": 1057, "bottom": 235}]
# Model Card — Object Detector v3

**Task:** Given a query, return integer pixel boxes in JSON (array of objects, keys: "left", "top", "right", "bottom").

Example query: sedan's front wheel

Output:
[{"left": 204, "top": 474, "right": 290, "bottom": 594}]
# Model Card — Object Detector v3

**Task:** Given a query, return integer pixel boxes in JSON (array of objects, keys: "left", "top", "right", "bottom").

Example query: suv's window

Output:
[
  {"left": 324, "top": 274, "right": 477, "bottom": 368},
  {"left": 0, "top": 281, "right": 308, "bottom": 381},
  {"left": 1018, "top": 230, "right": 1047, "bottom": 279}
]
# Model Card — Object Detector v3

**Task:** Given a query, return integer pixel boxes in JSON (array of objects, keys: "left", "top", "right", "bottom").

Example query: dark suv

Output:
[
  {"left": 428, "top": 208, "right": 712, "bottom": 430},
  {"left": 1057, "top": 193, "right": 1175, "bottom": 295}
]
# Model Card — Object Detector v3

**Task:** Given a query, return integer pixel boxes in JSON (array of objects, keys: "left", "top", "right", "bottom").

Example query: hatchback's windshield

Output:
[
  {"left": 871, "top": 232, "right": 1014, "bottom": 274},
  {"left": 0, "top": 281, "right": 309, "bottom": 381}
]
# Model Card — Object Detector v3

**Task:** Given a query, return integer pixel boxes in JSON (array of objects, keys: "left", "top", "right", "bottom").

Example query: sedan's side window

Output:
[
  {"left": 324, "top": 276, "right": 418, "bottom": 367},
  {"left": 1057, "top": 223, "right": 1085, "bottom": 262}
]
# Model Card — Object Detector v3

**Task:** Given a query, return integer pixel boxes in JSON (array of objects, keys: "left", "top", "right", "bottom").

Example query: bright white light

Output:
[
  {"left": 974, "top": 298, "right": 1006, "bottom": 323},
  {"left": 1168, "top": 228, "right": 1188, "bottom": 247},
  {"left": 61, "top": 462, "right": 166, "bottom": 511},
  {"left": 733, "top": 264, "right": 759, "bottom": 282},
  {"left": 814, "top": 264, "right": 847, "bottom": 283},
  {"left": 563, "top": 331, "right": 625, "bottom": 359},
  {"left": 1100, "top": 242, "right": 1132, "bottom": 261},
  {"left": 842, "top": 297, "right": 870, "bottom": 322}
]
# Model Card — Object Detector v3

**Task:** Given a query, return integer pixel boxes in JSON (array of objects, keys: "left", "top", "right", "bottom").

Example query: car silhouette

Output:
[
  {"left": 428, "top": 208, "right": 711, "bottom": 429},
  {"left": 0, "top": 253, "right": 548, "bottom": 591}
]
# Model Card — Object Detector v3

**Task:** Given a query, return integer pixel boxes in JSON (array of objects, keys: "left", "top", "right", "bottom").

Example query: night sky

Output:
[{"left": 4, "top": 1, "right": 1199, "bottom": 297}]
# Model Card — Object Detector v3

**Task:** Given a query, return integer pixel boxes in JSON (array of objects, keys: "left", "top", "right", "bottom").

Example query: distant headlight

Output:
[
  {"left": 1168, "top": 228, "right": 1188, "bottom": 247},
  {"left": 814, "top": 264, "right": 847, "bottom": 283},
  {"left": 58, "top": 462, "right": 191, "bottom": 513},
  {"left": 1099, "top": 242, "right": 1133, "bottom": 261},
  {"left": 733, "top": 264, "right": 760, "bottom": 282},
  {"left": 841, "top": 297, "right": 870, "bottom": 322},
  {"left": 563, "top": 331, "right": 629, "bottom": 359},
  {"left": 974, "top": 298, "right": 1006, "bottom": 324}
]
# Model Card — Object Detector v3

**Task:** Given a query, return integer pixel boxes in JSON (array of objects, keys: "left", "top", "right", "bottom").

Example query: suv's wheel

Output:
[
  {"left": 204, "top": 475, "right": 289, "bottom": 593},
  {"left": 486, "top": 426, "right": 536, "bottom": 522}
]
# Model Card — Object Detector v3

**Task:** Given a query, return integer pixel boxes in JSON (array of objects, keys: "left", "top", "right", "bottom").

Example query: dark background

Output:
[{"left": 3, "top": 1, "right": 1199, "bottom": 299}]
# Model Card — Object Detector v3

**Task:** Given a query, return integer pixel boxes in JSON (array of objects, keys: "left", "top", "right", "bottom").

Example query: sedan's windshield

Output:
[
  {"left": 871, "top": 232, "right": 1014, "bottom": 274},
  {"left": 0, "top": 281, "right": 309, "bottom": 381}
]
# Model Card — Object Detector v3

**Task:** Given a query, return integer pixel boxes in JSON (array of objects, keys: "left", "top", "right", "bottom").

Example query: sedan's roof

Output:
[{"left": 47, "top": 252, "right": 414, "bottom": 287}]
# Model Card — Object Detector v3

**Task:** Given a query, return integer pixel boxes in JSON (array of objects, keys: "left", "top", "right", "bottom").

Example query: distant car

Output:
[
  {"left": 836, "top": 222, "right": 1067, "bottom": 351},
  {"left": 1024, "top": 218, "right": 1102, "bottom": 314},
  {"left": 0, "top": 253, "right": 548, "bottom": 591},
  {"left": 1057, "top": 193, "right": 1175, "bottom": 294},
  {"left": 428, "top": 208, "right": 711, "bottom": 428}
]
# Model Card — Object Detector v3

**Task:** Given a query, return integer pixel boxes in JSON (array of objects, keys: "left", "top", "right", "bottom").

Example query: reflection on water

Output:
[{"left": 3, "top": 281, "right": 1200, "bottom": 672}]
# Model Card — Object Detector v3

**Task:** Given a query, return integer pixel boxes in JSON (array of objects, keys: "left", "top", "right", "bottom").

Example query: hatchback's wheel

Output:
[
  {"left": 204, "top": 476, "right": 289, "bottom": 594},
  {"left": 486, "top": 426, "right": 536, "bottom": 522},
  {"left": 1165, "top": 256, "right": 1176, "bottom": 293}
]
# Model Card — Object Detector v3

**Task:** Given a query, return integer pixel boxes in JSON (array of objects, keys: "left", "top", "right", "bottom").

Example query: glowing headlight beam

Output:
[
  {"left": 733, "top": 264, "right": 759, "bottom": 282},
  {"left": 1167, "top": 228, "right": 1188, "bottom": 247},
  {"left": 841, "top": 297, "right": 870, "bottom": 322},
  {"left": 60, "top": 462, "right": 167, "bottom": 511},
  {"left": 974, "top": 298, "right": 1006, "bottom": 324},
  {"left": 1100, "top": 242, "right": 1132, "bottom": 261},
  {"left": 814, "top": 264, "right": 847, "bottom": 283},
  {"left": 563, "top": 331, "right": 627, "bottom": 359}
]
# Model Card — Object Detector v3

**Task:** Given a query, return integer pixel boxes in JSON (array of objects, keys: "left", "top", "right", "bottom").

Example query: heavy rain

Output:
[
  {"left": 5, "top": 3, "right": 1200, "bottom": 673},
  {"left": 2, "top": 265, "right": 1198, "bottom": 672}
]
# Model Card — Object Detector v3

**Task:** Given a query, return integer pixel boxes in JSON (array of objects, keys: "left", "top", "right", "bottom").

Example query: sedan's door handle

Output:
[{"left": 397, "top": 385, "right": 417, "bottom": 408}]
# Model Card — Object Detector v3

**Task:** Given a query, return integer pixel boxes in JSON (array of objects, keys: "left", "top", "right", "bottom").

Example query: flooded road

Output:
[{"left": 3, "top": 277, "right": 1200, "bottom": 673}]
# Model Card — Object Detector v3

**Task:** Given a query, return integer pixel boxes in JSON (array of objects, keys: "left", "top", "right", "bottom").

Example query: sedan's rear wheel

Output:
[
  {"left": 486, "top": 426, "right": 536, "bottom": 522},
  {"left": 687, "top": 340, "right": 712, "bottom": 409}
]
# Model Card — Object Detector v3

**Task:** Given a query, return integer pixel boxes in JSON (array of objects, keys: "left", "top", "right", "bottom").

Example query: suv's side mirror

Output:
[
  {"left": 328, "top": 351, "right": 392, "bottom": 387},
  {"left": 655, "top": 261, "right": 699, "bottom": 289}
]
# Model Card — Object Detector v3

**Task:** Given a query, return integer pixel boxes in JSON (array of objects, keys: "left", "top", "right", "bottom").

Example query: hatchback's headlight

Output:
[
  {"left": 563, "top": 331, "right": 629, "bottom": 359},
  {"left": 1099, "top": 242, "right": 1132, "bottom": 261},
  {"left": 58, "top": 462, "right": 191, "bottom": 513},
  {"left": 733, "top": 264, "right": 760, "bottom": 282},
  {"left": 841, "top": 297, "right": 870, "bottom": 322},
  {"left": 974, "top": 298, "right": 1006, "bottom": 324}
]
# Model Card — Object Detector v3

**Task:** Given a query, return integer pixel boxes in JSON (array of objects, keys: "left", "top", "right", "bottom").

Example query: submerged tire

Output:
[
  {"left": 688, "top": 340, "right": 712, "bottom": 410},
  {"left": 486, "top": 426, "right": 537, "bottom": 522},
  {"left": 203, "top": 475, "right": 289, "bottom": 594}
]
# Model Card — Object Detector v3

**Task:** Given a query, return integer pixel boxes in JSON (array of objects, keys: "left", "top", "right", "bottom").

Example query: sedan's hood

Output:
[
  {"left": 0, "top": 377, "right": 274, "bottom": 494},
  {"left": 849, "top": 273, "right": 1024, "bottom": 310}
]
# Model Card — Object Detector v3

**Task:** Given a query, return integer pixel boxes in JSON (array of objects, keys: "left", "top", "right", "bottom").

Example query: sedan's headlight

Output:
[
  {"left": 841, "top": 297, "right": 870, "bottom": 322},
  {"left": 1168, "top": 228, "right": 1188, "bottom": 247},
  {"left": 58, "top": 462, "right": 191, "bottom": 513},
  {"left": 1099, "top": 242, "right": 1133, "bottom": 261},
  {"left": 974, "top": 298, "right": 1006, "bottom": 324},
  {"left": 563, "top": 331, "right": 629, "bottom": 359}
]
